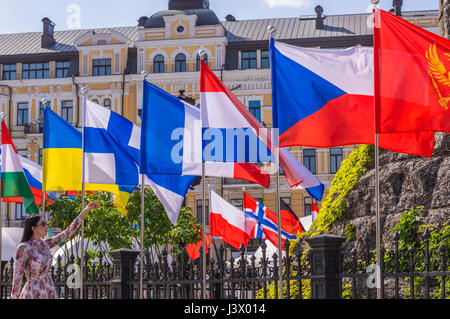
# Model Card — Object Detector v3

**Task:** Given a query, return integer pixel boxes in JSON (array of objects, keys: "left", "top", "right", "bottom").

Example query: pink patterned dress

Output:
[{"left": 11, "top": 216, "right": 82, "bottom": 299}]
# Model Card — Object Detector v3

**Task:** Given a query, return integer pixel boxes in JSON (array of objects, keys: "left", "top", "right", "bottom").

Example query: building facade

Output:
[{"left": 0, "top": 0, "right": 439, "bottom": 227}]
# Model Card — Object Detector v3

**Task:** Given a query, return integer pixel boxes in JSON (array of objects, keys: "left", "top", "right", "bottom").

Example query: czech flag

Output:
[{"left": 270, "top": 39, "right": 435, "bottom": 157}]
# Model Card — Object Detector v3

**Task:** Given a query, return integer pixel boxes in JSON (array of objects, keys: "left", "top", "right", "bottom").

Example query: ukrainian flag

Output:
[{"left": 43, "top": 108, "right": 135, "bottom": 214}]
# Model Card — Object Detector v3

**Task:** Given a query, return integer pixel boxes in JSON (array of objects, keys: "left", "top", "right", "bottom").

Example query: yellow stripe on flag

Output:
[{"left": 43, "top": 148, "right": 82, "bottom": 191}]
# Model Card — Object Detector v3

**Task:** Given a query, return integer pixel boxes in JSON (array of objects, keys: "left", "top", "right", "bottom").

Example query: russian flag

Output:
[
  {"left": 200, "top": 60, "right": 324, "bottom": 200},
  {"left": 140, "top": 80, "right": 270, "bottom": 188},
  {"left": 209, "top": 190, "right": 257, "bottom": 250},
  {"left": 270, "top": 39, "right": 435, "bottom": 157}
]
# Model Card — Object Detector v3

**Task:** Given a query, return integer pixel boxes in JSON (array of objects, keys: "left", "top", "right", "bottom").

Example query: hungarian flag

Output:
[
  {"left": 186, "top": 229, "right": 212, "bottom": 260},
  {"left": 374, "top": 9, "right": 450, "bottom": 134},
  {"left": 1, "top": 121, "right": 39, "bottom": 215}
]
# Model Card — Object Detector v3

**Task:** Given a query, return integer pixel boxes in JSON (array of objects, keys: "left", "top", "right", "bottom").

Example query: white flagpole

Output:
[
  {"left": 80, "top": 87, "right": 88, "bottom": 299},
  {"left": 199, "top": 49, "right": 208, "bottom": 299},
  {"left": 267, "top": 24, "right": 284, "bottom": 300}
]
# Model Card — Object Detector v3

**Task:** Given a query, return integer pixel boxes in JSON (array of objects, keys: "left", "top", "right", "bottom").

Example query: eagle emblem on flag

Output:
[{"left": 426, "top": 43, "right": 450, "bottom": 110}]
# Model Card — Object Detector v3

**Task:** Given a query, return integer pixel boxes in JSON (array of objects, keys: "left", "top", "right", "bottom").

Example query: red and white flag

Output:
[
  {"left": 311, "top": 200, "right": 319, "bottom": 222},
  {"left": 209, "top": 190, "right": 257, "bottom": 250}
]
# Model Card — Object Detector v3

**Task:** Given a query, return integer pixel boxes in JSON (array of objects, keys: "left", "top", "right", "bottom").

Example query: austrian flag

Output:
[{"left": 1, "top": 121, "right": 39, "bottom": 215}]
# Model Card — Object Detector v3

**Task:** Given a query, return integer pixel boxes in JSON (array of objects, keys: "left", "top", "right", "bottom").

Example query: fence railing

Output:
[{"left": 1, "top": 230, "right": 448, "bottom": 299}]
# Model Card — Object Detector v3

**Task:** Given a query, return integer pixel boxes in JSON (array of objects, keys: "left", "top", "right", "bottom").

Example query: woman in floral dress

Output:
[{"left": 10, "top": 201, "right": 99, "bottom": 299}]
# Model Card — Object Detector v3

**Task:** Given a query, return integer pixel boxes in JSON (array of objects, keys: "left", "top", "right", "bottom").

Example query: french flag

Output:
[
  {"left": 270, "top": 39, "right": 434, "bottom": 157},
  {"left": 0, "top": 150, "right": 53, "bottom": 206},
  {"left": 200, "top": 60, "right": 324, "bottom": 200},
  {"left": 140, "top": 80, "right": 270, "bottom": 188},
  {"left": 209, "top": 190, "right": 257, "bottom": 250}
]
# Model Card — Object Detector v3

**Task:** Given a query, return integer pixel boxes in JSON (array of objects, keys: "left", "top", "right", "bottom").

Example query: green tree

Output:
[{"left": 45, "top": 188, "right": 202, "bottom": 263}]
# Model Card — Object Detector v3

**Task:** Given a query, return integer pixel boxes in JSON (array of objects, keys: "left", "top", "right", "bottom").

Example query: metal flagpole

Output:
[
  {"left": 140, "top": 173, "right": 145, "bottom": 299},
  {"left": 267, "top": 24, "right": 284, "bottom": 300},
  {"left": 140, "top": 71, "right": 149, "bottom": 299},
  {"left": 80, "top": 87, "right": 88, "bottom": 299},
  {"left": 199, "top": 49, "right": 208, "bottom": 299},
  {"left": 40, "top": 99, "right": 49, "bottom": 222},
  {"left": 0, "top": 112, "right": 5, "bottom": 268},
  {"left": 372, "top": 2, "right": 383, "bottom": 299}
]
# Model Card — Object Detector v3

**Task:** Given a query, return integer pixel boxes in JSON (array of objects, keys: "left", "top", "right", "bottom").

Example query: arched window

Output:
[
  {"left": 92, "top": 99, "right": 99, "bottom": 104},
  {"left": 104, "top": 98, "right": 111, "bottom": 110},
  {"left": 175, "top": 53, "right": 186, "bottom": 72},
  {"left": 153, "top": 54, "right": 165, "bottom": 73},
  {"left": 196, "top": 53, "right": 208, "bottom": 71}
]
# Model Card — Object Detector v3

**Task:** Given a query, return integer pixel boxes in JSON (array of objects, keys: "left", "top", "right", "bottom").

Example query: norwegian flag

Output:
[{"left": 243, "top": 193, "right": 302, "bottom": 250}]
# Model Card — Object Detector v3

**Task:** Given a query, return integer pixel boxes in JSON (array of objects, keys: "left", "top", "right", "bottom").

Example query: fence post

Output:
[
  {"left": 110, "top": 248, "right": 139, "bottom": 299},
  {"left": 306, "top": 234, "right": 346, "bottom": 299}
]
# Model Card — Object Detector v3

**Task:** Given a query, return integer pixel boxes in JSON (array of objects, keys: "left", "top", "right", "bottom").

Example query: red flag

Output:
[
  {"left": 243, "top": 193, "right": 302, "bottom": 250},
  {"left": 186, "top": 230, "right": 212, "bottom": 260},
  {"left": 311, "top": 200, "right": 319, "bottom": 222},
  {"left": 374, "top": 9, "right": 450, "bottom": 134}
]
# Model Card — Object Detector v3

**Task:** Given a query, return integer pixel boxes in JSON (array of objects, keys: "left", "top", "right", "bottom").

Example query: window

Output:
[
  {"left": 153, "top": 55, "right": 165, "bottom": 73},
  {"left": 249, "top": 100, "right": 261, "bottom": 122},
  {"left": 330, "top": 148, "right": 343, "bottom": 174},
  {"left": 241, "top": 51, "right": 257, "bottom": 69},
  {"left": 39, "top": 148, "right": 43, "bottom": 165},
  {"left": 196, "top": 199, "right": 209, "bottom": 225},
  {"left": 2, "top": 64, "right": 16, "bottom": 80},
  {"left": 175, "top": 54, "right": 186, "bottom": 72},
  {"left": 261, "top": 50, "right": 270, "bottom": 68},
  {"left": 303, "top": 149, "right": 316, "bottom": 174},
  {"left": 104, "top": 99, "right": 111, "bottom": 110},
  {"left": 22, "top": 63, "right": 50, "bottom": 79},
  {"left": 281, "top": 197, "right": 291, "bottom": 207},
  {"left": 230, "top": 199, "right": 243, "bottom": 210},
  {"left": 56, "top": 61, "right": 70, "bottom": 78},
  {"left": 92, "top": 99, "right": 99, "bottom": 104},
  {"left": 303, "top": 197, "right": 312, "bottom": 216},
  {"left": 15, "top": 203, "right": 26, "bottom": 220},
  {"left": 38, "top": 101, "right": 48, "bottom": 132},
  {"left": 92, "top": 58, "right": 111, "bottom": 76},
  {"left": 61, "top": 101, "right": 73, "bottom": 123},
  {"left": 17, "top": 149, "right": 28, "bottom": 159},
  {"left": 196, "top": 53, "right": 208, "bottom": 71},
  {"left": 17, "top": 102, "right": 29, "bottom": 126}
]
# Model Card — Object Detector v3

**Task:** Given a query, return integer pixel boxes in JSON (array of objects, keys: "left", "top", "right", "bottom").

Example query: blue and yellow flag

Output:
[{"left": 43, "top": 108, "right": 135, "bottom": 214}]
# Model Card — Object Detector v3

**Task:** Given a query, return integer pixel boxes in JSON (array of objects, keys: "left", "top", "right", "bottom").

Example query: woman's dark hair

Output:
[{"left": 21, "top": 215, "right": 42, "bottom": 243}]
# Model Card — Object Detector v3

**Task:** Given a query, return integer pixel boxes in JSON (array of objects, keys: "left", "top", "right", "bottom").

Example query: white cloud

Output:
[{"left": 263, "top": 0, "right": 313, "bottom": 9}]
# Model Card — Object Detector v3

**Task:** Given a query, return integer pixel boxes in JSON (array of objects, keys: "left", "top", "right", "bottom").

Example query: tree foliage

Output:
[{"left": 45, "top": 188, "right": 202, "bottom": 262}]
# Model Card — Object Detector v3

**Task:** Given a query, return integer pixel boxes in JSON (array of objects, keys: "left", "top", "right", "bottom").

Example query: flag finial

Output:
[
  {"left": 81, "top": 87, "right": 88, "bottom": 95},
  {"left": 198, "top": 49, "right": 207, "bottom": 60},
  {"left": 0, "top": 112, "right": 6, "bottom": 120},
  {"left": 41, "top": 98, "right": 50, "bottom": 106},
  {"left": 141, "top": 70, "right": 149, "bottom": 79},
  {"left": 267, "top": 25, "right": 276, "bottom": 38}
]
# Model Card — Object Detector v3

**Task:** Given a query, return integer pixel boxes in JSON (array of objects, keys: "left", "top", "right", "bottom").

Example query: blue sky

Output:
[{"left": 0, "top": 0, "right": 439, "bottom": 34}]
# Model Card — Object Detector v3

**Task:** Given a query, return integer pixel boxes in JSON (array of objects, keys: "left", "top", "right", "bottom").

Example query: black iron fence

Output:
[{"left": 1, "top": 230, "right": 449, "bottom": 299}]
